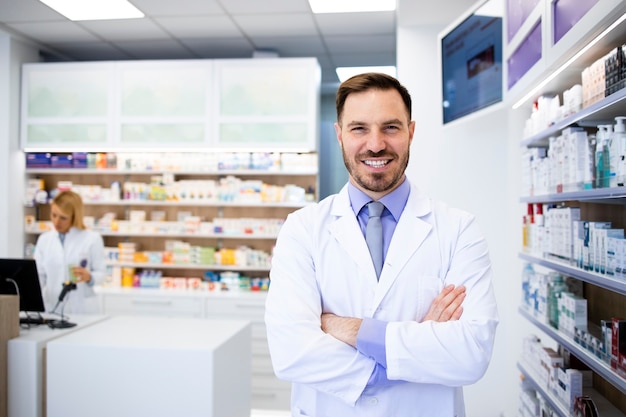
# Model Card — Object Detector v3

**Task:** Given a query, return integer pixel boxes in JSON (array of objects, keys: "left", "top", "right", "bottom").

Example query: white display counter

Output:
[
  {"left": 46, "top": 315, "right": 251, "bottom": 417},
  {"left": 8, "top": 314, "right": 109, "bottom": 417}
]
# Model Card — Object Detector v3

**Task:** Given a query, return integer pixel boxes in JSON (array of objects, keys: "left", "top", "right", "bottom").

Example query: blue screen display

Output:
[{"left": 441, "top": 14, "right": 503, "bottom": 124}]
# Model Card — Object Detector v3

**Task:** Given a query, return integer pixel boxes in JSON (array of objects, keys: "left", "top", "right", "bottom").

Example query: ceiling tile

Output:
[
  {"left": 324, "top": 34, "right": 395, "bottom": 54},
  {"left": 130, "top": 0, "right": 226, "bottom": 16},
  {"left": 252, "top": 36, "right": 326, "bottom": 56},
  {"left": 219, "top": 0, "right": 311, "bottom": 14},
  {"left": 330, "top": 52, "right": 396, "bottom": 67},
  {"left": 314, "top": 11, "right": 396, "bottom": 36},
  {"left": 78, "top": 18, "right": 172, "bottom": 41},
  {"left": 0, "top": 0, "right": 65, "bottom": 22},
  {"left": 113, "top": 39, "right": 198, "bottom": 59},
  {"left": 5, "top": 21, "right": 101, "bottom": 43},
  {"left": 181, "top": 37, "right": 255, "bottom": 58},
  {"left": 43, "top": 41, "right": 133, "bottom": 61},
  {"left": 154, "top": 15, "right": 243, "bottom": 38},
  {"left": 233, "top": 13, "right": 318, "bottom": 37}
]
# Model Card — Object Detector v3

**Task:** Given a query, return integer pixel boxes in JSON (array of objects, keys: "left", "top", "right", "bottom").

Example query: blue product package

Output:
[
  {"left": 72, "top": 152, "right": 88, "bottom": 168},
  {"left": 26, "top": 153, "right": 51, "bottom": 168},
  {"left": 50, "top": 154, "right": 73, "bottom": 168}
]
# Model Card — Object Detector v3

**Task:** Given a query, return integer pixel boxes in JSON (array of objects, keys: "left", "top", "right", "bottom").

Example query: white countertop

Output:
[{"left": 47, "top": 315, "right": 250, "bottom": 350}]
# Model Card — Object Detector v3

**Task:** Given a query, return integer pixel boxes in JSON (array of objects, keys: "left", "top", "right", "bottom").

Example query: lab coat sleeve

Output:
[
  {"left": 265, "top": 208, "right": 375, "bottom": 406},
  {"left": 385, "top": 211, "right": 499, "bottom": 386}
]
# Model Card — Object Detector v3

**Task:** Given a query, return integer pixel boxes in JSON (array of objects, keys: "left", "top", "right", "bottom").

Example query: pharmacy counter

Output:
[
  {"left": 46, "top": 315, "right": 251, "bottom": 417},
  {"left": 8, "top": 314, "right": 109, "bottom": 417}
]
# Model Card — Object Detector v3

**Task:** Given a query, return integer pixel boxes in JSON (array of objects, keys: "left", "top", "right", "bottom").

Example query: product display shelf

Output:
[
  {"left": 68, "top": 200, "right": 309, "bottom": 208},
  {"left": 25, "top": 168, "right": 318, "bottom": 176},
  {"left": 521, "top": 88, "right": 626, "bottom": 148},
  {"left": 106, "top": 261, "right": 270, "bottom": 271},
  {"left": 519, "top": 253, "right": 626, "bottom": 295},
  {"left": 520, "top": 187, "right": 626, "bottom": 204},
  {"left": 515, "top": 7, "right": 626, "bottom": 415},
  {"left": 26, "top": 230, "right": 279, "bottom": 239},
  {"left": 519, "top": 306, "right": 626, "bottom": 396},
  {"left": 517, "top": 360, "right": 624, "bottom": 417}
]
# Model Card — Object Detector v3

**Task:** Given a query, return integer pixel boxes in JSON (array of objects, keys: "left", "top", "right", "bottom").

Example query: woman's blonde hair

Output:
[{"left": 52, "top": 190, "right": 86, "bottom": 230}]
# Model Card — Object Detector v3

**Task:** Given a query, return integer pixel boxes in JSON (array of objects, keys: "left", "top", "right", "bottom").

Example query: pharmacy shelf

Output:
[
  {"left": 25, "top": 168, "right": 318, "bottom": 176},
  {"left": 518, "top": 253, "right": 626, "bottom": 295},
  {"left": 25, "top": 229, "right": 279, "bottom": 239},
  {"left": 521, "top": 87, "right": 626, "bottom": 148},
  {"left": 519, "top": 306, "right": 626, "bottom": 395},
  {"left": 517, "top": 361, "right": 570, "bottom": 417},
  {"left": 520, "top": 187, "right": 626, "bottom": 204},
  {"left": 106, "top": 261, "right": 270, "bottom": 272},
  {"left": 517, "top": 360, "right": 624, "bottom": 417},
  {"left": 31, "top": 200, "right": 310, "bottom": 208}
]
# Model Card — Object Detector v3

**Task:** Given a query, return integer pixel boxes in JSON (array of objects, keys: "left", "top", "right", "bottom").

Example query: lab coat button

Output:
[{"left": 368, "top": 397, "right": 378, "bottom": 405}]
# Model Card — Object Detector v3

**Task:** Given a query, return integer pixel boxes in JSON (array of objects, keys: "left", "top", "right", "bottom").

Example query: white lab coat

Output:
[
  {"left": 265, "top": 182, "right": 499, "bottom": 417},
  {"left": 34, "top": 227, "right": 106, "bottom": 314}
]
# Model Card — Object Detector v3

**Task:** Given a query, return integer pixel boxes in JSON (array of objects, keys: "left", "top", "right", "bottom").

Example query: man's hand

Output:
[
  {"left": 422, "top": 284, "right": 466, "bottom": 322},
  {"left": 321, "top": 313, "right": 362, "bottom": 347}
]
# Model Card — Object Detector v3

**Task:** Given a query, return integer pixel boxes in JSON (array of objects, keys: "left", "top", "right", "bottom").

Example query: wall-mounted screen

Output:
[{"left": 440, "top": 0, "right": 503, "bottom": 124}]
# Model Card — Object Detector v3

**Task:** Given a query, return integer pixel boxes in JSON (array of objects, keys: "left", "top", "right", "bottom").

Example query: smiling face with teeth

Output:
[{"left": 335, "top": 87, "right": 415, "bottom": 200}]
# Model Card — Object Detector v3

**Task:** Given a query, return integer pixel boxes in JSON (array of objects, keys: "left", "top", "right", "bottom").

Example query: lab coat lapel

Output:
[
  {"left": 328, "top": 189, "right": 379, "bottom": 283},
  {"left": 373, "top": 189, "right": 433, "bottom": 309}
]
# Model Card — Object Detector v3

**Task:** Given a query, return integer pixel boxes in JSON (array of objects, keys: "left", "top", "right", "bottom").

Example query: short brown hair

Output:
[
  {"left": 52, "top": 190, "right": 86, "bottom": 230},
  {"left": 335, "top": 72, "right": 412, "bottom": 124}
]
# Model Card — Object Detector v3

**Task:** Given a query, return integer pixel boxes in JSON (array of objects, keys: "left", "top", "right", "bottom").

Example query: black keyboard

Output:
[{"left": 20, "top": 316, "right": 47, "bottom": 325}]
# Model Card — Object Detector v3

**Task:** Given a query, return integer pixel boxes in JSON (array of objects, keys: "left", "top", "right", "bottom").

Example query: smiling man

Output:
[{"left": 264, "top": 73, "right": 499, "bottom": 417}]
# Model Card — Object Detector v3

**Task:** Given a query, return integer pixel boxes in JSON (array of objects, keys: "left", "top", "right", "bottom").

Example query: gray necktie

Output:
[{"left": 366, "top": 201, "right": 384, "bottom": 278}]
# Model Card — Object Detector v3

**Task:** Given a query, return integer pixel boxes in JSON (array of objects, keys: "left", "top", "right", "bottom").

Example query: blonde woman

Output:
[{"left": 34, "top": 190, "right": 105, "bottom": 314}]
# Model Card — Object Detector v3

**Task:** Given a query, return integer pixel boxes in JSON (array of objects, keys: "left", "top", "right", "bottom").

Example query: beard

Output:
[{"left": 341, "top": 145, "right": 410, "bottom": 193}]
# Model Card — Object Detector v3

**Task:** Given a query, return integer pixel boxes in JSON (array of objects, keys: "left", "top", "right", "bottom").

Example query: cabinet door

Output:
[
  {"left": 21, "top": 62, "right": 114, "bottom": 150},
  {"left": 213, "top": 58, "right": 320, "bottom": 151},
  {"left": 118, "top": 61, "right": 212, "bottom": 148},
  {"left": 102, "top": 292, "right": 205, "bottom": 318}
]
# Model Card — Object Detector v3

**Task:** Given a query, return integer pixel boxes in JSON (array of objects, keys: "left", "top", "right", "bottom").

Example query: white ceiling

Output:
[{"left": 0, "top": 0, "right": 478, "bottom": 87}]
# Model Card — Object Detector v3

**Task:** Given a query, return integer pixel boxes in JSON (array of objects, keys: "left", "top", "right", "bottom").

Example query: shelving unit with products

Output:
[
  {"left": 510, "top": 1, "right": 626, "bottom": 416},
  {"left": 24, "top": 151, "right": 318, "bottom": 289}
]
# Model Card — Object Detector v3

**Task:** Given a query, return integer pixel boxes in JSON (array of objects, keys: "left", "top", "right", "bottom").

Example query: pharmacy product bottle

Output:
[
  {"left": 605, "top": 124, "right": 618, "bottom": 187},
  {"left": 595, "top": 127, "right": 605, "bottom": 188},
  {"left": 548, "top": 274, "right": 567, "bottom": 329},
  {"left": 615, "top": 116, "right": 626, "bottom": 186},
  {"left": 587, "top": 134, "right": 597, "bottom": 189},
  {"left": 596, "top": 126, "right": 611, "bottom": 188},
  {"left": 521, "top": 263, "right": 535, "bottom": 309}
]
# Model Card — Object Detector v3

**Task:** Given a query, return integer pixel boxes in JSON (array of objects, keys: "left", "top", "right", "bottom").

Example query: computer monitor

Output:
[{"left": 0, "top": 258, "right": 45, "bottom": 313}]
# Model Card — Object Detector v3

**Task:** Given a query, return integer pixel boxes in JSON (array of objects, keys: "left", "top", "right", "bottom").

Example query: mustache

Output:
[{"left": 362, "top": 151, "right": 392, "bottom": 158}]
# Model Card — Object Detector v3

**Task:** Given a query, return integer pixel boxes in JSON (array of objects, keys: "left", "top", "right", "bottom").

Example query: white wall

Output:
[
  {"left": 397, "top": 23, "right": 536, "bottom": 417},
  {"left": 0, "top": 31, "right": 39, "bottom": 257}
]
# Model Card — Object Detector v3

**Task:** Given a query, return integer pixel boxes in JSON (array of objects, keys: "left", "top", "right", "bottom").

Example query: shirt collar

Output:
[{"left": 348, "top": 178, "right": 410, "bottom": 221}]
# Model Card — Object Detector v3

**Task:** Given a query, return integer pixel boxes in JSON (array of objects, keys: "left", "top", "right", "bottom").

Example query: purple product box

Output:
[
  {"left": 72, "top": 152, "right": 88, "bottom": 168},
  {"left": 26, "top": 153, "right": 51, "bottom": 168},
  {"left": 50, "top": 154, "right": 74, "bottom": 168}
]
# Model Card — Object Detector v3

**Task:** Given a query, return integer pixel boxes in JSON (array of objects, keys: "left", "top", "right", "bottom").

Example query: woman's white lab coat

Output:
[
  {"left": 265, "top": 182, "right": 499, "bottom": 417},
  {"left": 34, "top": 227, "right": 105, "bottom": 314}
]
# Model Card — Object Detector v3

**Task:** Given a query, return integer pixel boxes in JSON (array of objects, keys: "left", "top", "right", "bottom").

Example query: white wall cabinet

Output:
[
  {"left": 511, "top": 2, "right": 626, "bottom": 415},
  {"left": 21, "top": 58, "right": 320, "bottom": 151},
  {"left": 504, "top": 0, "right": 625, "bottom": 103}
]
